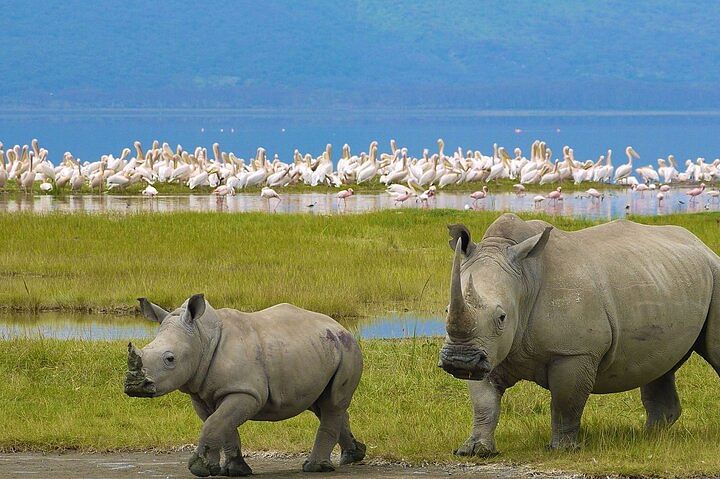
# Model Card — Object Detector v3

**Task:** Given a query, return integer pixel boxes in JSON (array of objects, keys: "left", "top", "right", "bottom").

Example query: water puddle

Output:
[
  {"left": 0, "top": 187, "right": 715, "bottom": 219},
  {"left": 0, "top": 312, "right": 445, "bottom": 341}
]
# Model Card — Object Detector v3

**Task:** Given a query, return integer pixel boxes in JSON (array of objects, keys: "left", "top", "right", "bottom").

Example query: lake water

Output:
[
  {"left": 0, "top": 187, "right": 715, "bottom": 219},
  {"left": 0, "top": 312, "right": 446, "bottom": 341},
  {"left": 2, "top": 111, "right": 720, "bottom": 167}
]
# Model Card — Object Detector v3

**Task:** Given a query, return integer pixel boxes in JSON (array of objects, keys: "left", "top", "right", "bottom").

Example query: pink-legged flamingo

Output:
[
  {"left": 547, "top": 186, "right": 562, "bottom": 205},
  {"left": 470, "top": 186, "right": 489, "bottom": 206},
  {"left": 336, "top": 188, "right": 354, "bottom": 208},
  {"left": 687, "top": 183, "right": 705, "bottom": 202}
]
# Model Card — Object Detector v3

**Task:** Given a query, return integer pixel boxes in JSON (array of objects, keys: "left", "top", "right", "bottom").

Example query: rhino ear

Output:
[
  {"left": 137, "top": 298, "right": 169, "bottom": 323},
  {"left": 448, "top": 224, "right": 475, "bottom": 256},
  {"left": 181, "top": 293, "right": 206, "bottom": 327},
  {"left": 509, "top": 226, "right": 552, "bottom": 262}
]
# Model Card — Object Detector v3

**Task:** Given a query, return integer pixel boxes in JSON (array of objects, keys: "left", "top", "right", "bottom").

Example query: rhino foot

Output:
[
  {"left": 221, "top": 455, "right": 253, "bottom": 476},
  {"left": 302, "top": 459, "right": 335, "bottom": 472},
  {"left": 339, "top": 440, "right": 367, "bottom": 465},
  {"left": 188, "top": 451, "right": 222, "bottom": 478},
  {"left": 453, "top": 438, "right": 498, "bottom": 458}
]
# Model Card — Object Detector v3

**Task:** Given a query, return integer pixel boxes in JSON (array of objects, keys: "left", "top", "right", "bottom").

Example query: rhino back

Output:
[
  {"left": 527, "top": 219, "right": 717, "bottom": 393},
  {"left": 208, "top": 304, "right": 360, "bottom": 420}
]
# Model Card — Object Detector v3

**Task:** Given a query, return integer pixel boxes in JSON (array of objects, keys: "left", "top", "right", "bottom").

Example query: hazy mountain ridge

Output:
[{"left": 2, "top": 1, "right": 718, "bottom": 110}]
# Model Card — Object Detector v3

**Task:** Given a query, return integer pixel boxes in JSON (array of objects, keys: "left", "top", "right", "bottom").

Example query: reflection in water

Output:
[
  {"left": 0, "top": 187, "right": 717, "bottom": 219},
  {"left": 0, "top": 312, "right": 445, "bottom": 341}
]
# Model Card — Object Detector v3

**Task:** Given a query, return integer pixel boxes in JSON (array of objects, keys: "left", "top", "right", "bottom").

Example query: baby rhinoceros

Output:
[{"left": 124, "top": 294, "right": 366, "bottom": 477}]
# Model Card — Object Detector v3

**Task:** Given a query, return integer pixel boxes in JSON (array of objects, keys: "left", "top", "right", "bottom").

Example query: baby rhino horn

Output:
[{"left": 127, "top": 342, "right": 143, "bottom": 371}]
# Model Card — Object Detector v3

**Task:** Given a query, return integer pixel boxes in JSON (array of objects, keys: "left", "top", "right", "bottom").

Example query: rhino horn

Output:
[
  {"left": 127, "top": 342, "right": 143, "bottom": 371},
  {"left": 447, "top": 239, "right": 473, "bottom": 338}
]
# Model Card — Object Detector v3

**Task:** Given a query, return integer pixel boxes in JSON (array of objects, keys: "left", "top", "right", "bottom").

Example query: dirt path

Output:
[{"left": 0, "top": 451, "right": 580, "bottom": 478}]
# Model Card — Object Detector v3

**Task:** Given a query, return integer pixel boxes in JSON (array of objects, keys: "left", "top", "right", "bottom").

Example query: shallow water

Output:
[
  {"left": 0, "top": 187, "right": 716, "bottom": 219},
  {"left": 0, "top": 312, "right": 445, "bottom": 341}
]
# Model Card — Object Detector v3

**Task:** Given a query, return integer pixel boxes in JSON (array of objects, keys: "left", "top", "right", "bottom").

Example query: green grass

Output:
[
  {"left": 1, "top": 177, "right": 626, "bottom": 196},
  {"left": 2, "top": 337, "right": 720, "bottom": 476},
  {"left": 0, "top": 210, "right": 718, "bottom": 317}
]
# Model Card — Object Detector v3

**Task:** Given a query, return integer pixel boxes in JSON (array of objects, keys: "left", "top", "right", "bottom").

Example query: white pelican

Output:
[{"left": 614, "top": 146, "right": 639, "bottom": 182}]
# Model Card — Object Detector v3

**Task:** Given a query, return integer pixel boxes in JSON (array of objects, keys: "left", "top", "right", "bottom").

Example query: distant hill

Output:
[{"left": 3, "top": 1, "right": 719, "bottom": 110}]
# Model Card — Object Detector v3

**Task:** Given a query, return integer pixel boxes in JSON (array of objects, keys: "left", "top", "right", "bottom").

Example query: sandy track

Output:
[{"left": 0, "top": 451, "right": 579, "bottom": 478}]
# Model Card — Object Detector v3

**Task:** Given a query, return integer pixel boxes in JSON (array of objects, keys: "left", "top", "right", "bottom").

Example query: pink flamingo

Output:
[
  {"left": 586, "top": 188, "right": 601, "bottom": 202},
  {"left": 394, "top": 191, "right": 414, "bottom": 207},
  {"left": 657, "top": 191, "right": 664, "bottom": 206},
  {"left": 659, "top": 184, "right": 671, "bottom": 193},
  {"left": 336, "top": 188, "right": 354, "bottom": 207},
  {"left": 470, "top": 186, "right": 489, "bottom": 206},
  {"left": 687, "top": 183, "right": 706, "bottom": 202},
  {"left": 417, "top": 186, "right": 436, "bottom": 208},
  {"left": 632, "top": 183, "right": 649, "bottom": 197},
  {"left": 547, "top": 186, "right": 562, "bottom": 204}
]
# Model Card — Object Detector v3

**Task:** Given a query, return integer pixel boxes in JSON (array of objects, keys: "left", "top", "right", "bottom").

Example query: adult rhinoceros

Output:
[
  {"left": 124, "top": 294, "right": 365, "bottom": 477},
  {"left": 438, "top": 213, "right": 720, "bottom": 454}
]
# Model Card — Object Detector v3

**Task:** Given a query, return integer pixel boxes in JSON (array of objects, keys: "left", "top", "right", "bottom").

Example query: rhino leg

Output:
[
  {"left": 303, "top": 407, "right": 342, "bottom": 472},
  {"left": 220, "top": 430, "right": 253, "bottom": 477},
  {"left": 695, "top": 281, "right": 720, "bottom": 381},
  {"left": 547, "top": 356, "right": 597, "bottom": 450},
  {"left": 338, "top": 411, "right": 366, "bottom": 465},
  {"left": 190, "top": 393, "right": 261, "bottom": 478},
  {"left": 641, "top": 370, "right": 684, "bottom": 430},
  {"left": 305, "top": 354, "right": 362, "bottom": 473},
  {"left": 455, "top": 377, "right": 512, "bottom": 457}
]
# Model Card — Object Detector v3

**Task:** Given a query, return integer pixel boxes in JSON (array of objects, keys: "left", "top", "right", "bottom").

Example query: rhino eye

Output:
[
  {"left": 495, "top": 306, "right": 507, "bottom": 328},
  {"left": 162, "top": 351, "right": 176, "bottom": 369}
]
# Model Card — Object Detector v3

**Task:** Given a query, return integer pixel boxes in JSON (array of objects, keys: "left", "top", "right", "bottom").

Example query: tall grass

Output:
[
  {"left": 0, "top": 210, "right": 596, "bottom": 316},
  {"left": 2, "top": 337, "right": 720, "bottom": 476},
  {"left": 0, "top": 210, "right": 717, "bottom": 318}
]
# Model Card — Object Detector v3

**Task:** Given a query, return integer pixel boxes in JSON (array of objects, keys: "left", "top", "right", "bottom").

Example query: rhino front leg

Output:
[
  {"left": 220, "top": 430, "right": 253, "bottom": 477},
  {"left": 188, "top": 393, "right": 261, "bottom": 478},
  {"left": 547, "top": 356, "right": 596, "bottom": 450},
  {"left": 455, "top": 376, "right": 512, "bottom": 457}
]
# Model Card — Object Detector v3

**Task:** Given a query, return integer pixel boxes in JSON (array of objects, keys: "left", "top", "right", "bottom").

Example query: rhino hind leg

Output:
[
  {"left": 304, "top": 355, "right": 363, "bottom": 472},
  {"left": 641, "top": 369, "right": 685, "bottom": 430},
  {"left": 338, "top": 412, "right": 366, "bottom": 465},
  {"left": 695, "top": 279, "right": 720, "bottom": 379},
  {"left": 303, "top": 407, "right": 342, "bottom": 472}
]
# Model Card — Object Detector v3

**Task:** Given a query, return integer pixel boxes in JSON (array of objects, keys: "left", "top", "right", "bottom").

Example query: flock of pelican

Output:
[{"left": 0, "top": 139, "right": 717, "bottom": 208}]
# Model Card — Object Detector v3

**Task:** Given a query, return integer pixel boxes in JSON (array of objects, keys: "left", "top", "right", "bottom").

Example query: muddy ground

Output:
[{"left": 0, "top": 451, "right": 581, "bottom": 478}]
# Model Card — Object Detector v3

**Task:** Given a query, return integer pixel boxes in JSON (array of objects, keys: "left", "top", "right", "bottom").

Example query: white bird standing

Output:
[
  {"left": 260, "top": 186, "right": 281, "bottom": 211},
  {"left": 614, "top": 146, "right": 639, "bottom": 182}
]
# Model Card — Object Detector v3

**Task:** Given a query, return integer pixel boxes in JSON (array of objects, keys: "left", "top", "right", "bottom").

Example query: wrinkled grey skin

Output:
[
  {"left": 439, "top": 213, "right": 720, "bottom": 455},
  {"left": 124, "top": 294, "right": 365, "bottom": 477}
]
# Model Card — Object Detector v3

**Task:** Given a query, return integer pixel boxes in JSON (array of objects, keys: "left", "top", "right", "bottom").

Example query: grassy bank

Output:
[
  {"left": 2, "top": 337, "right": 720, "bottom": 476},
  {"left": 2, "top": 177, "right": 626, "bottom": 196},
  {"left": 0, "top": 210, "right": 718, "bottom": 317}
]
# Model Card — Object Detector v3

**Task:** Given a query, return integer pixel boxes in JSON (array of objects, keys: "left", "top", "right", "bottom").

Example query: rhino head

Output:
[
  {"left": 125, "top": 293, "right": 216, "bottom": 398},
  {"left": 439, "top": 218, "right": 552, "bottom": 380}
]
